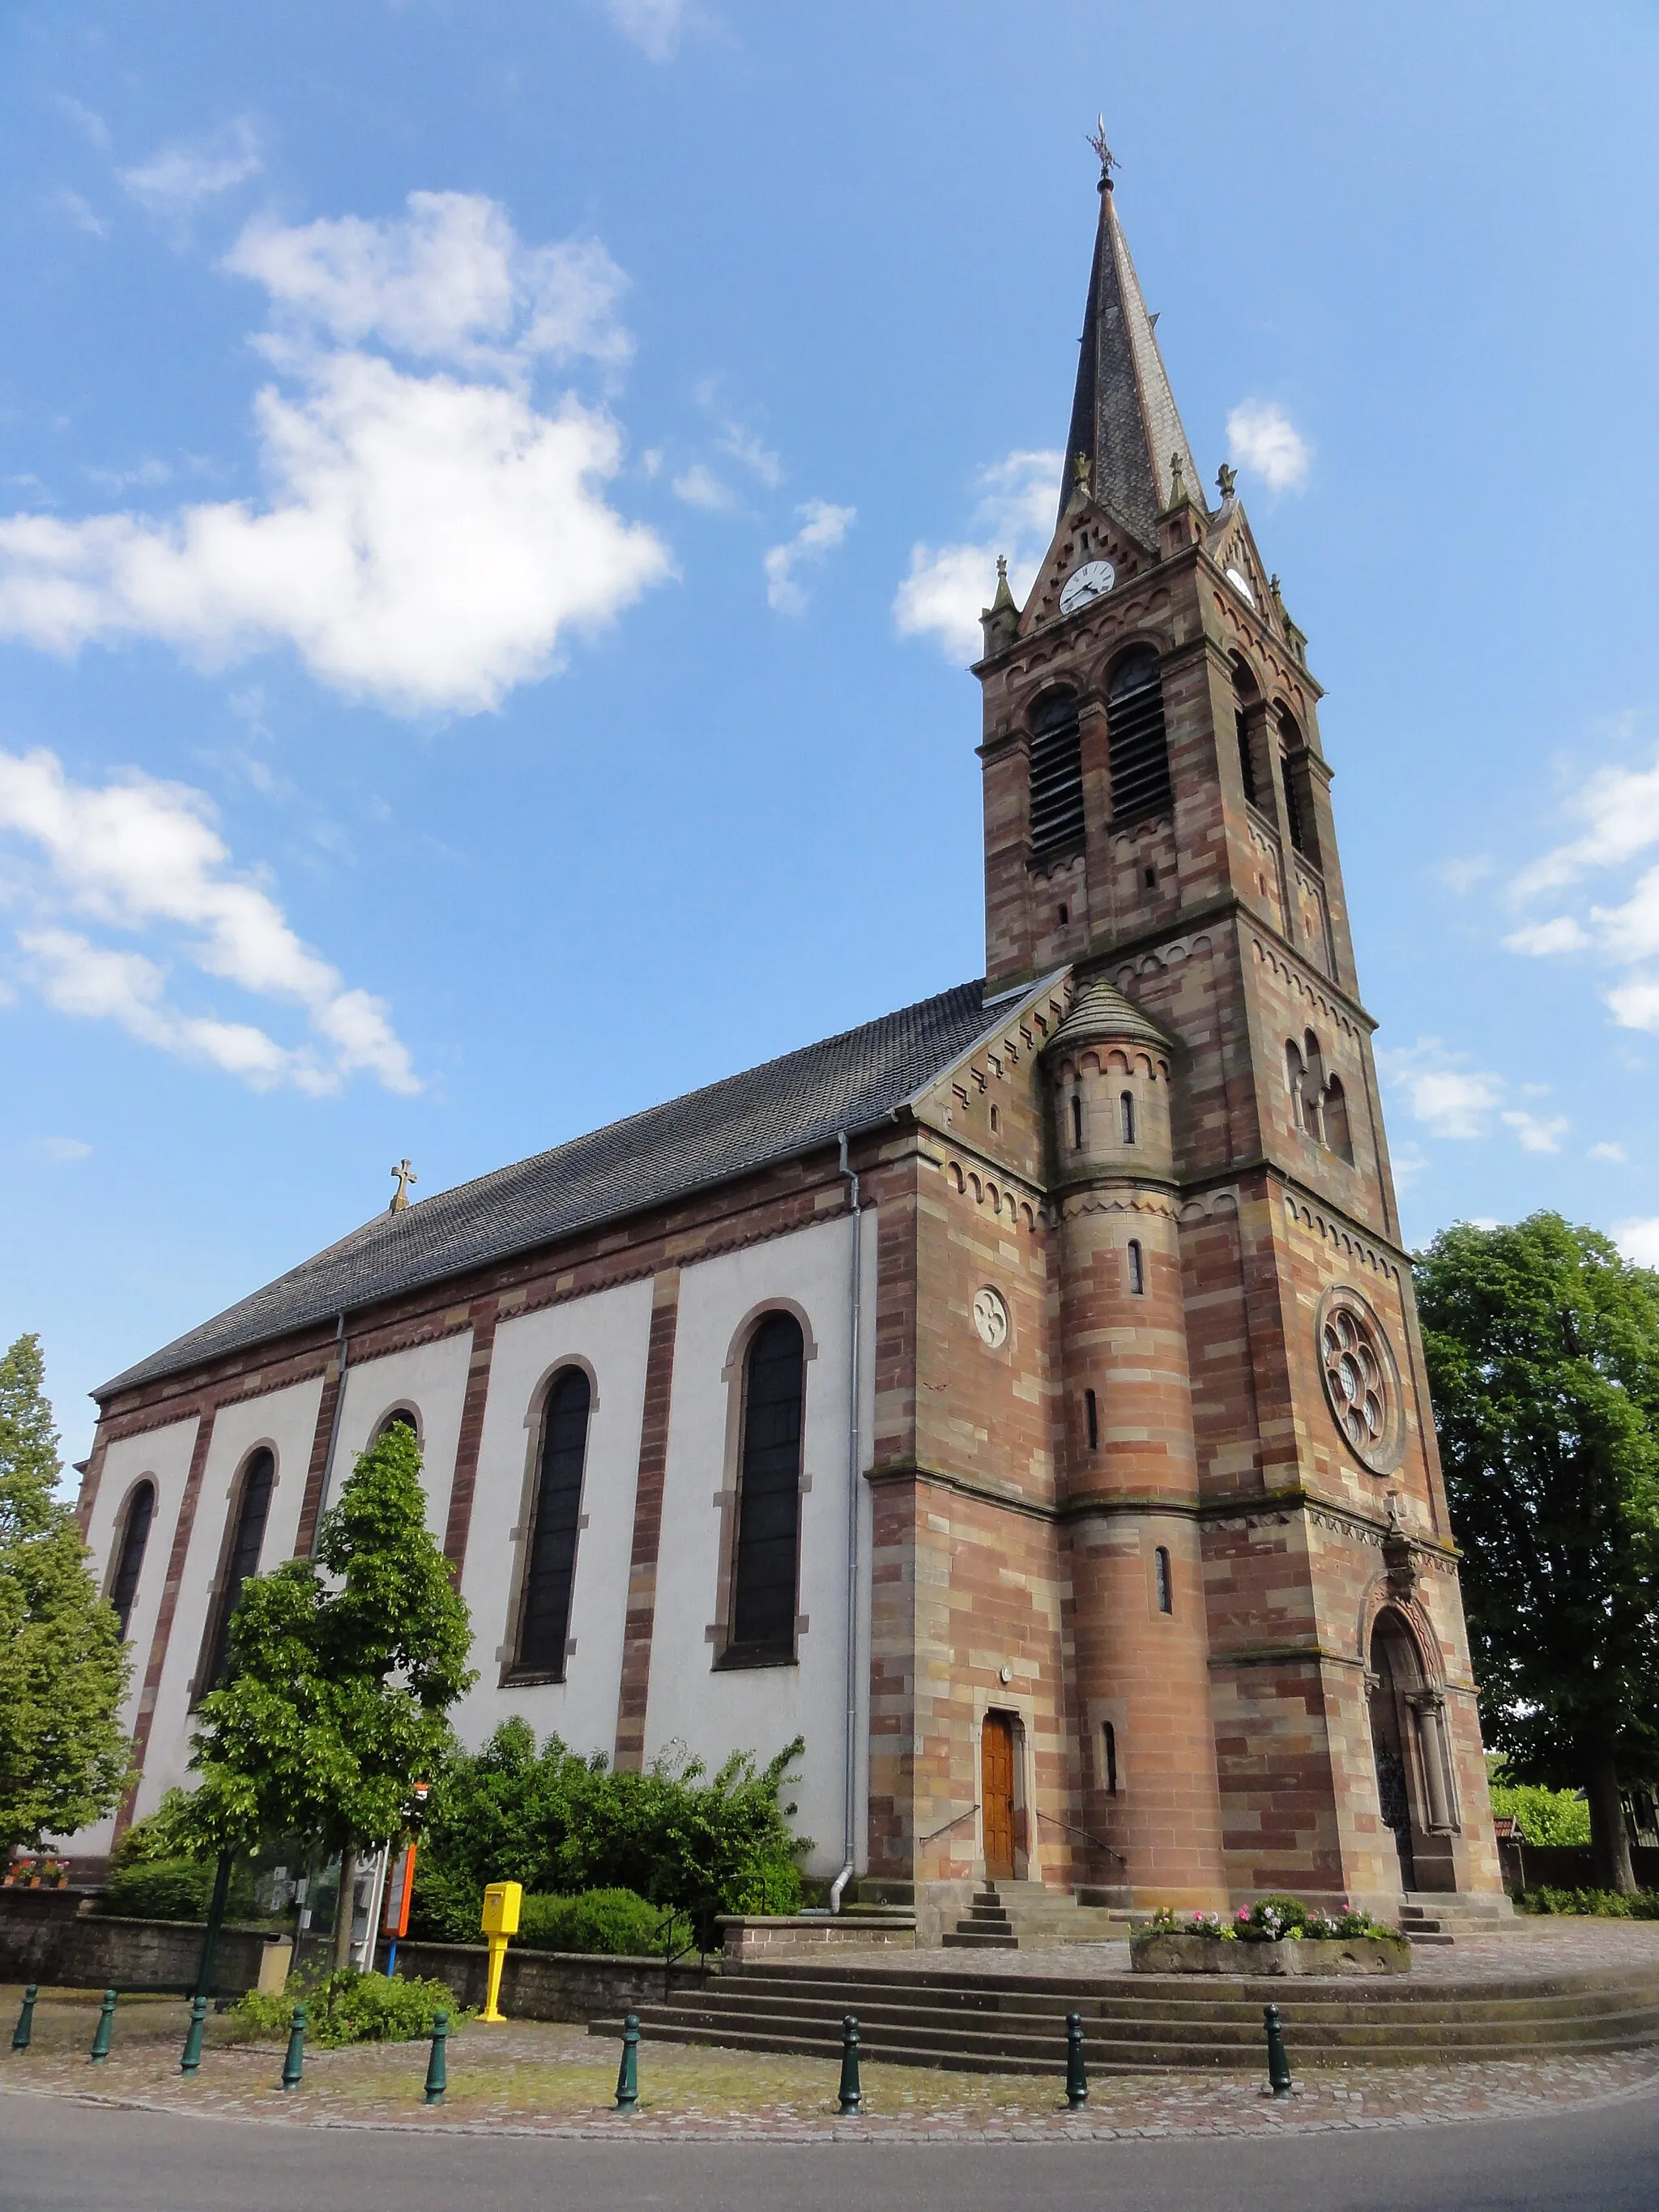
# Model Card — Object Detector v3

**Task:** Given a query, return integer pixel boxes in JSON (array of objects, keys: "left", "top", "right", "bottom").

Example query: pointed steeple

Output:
[{"left": 1059, "top": 138, "right": 1205, "bottom": 543}]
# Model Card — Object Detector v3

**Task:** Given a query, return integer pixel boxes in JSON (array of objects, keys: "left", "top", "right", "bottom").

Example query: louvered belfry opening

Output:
[
  {"left": 1107, "top": 646, "right": 1173, "bottom": 824},
  {"left": 1027, "top": 691, "right": 1085, "bottom": 854},
  {"left": 199, "top": 1447, "right": 275, "bottom": 1697},
  {"left": 729, "top": 1311, "right": 806, "bottom": 1658},
  {"left": 516, "top": 1366, "right": 592, "bottom": 1676},
  {"left": 110, "top": 1480, "right": 156, "bottom": 1639}
]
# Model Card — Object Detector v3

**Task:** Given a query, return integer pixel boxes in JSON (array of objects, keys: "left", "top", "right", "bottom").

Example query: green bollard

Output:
[
  {"left": 614, "top": 2013, "right": 640, "bottom": 2112},
  {"left": 11, "top": 1984, "right": 37, "bottom": 2053},
  {"left": 1264, "top": 2002, "right": 1293, "bottom": 2100},
  {"left": 423, "top": 2010, "right": 449, "bottom": 2105},
  {"left": 837, "top": 2013, "right": 862, "bottom": 2116},
  {"left": 180, "top": 1994, "right": 208, "bottom": 2074},
  {"left": 88, "top": 1989, "right": 117, "bottom": 2065},
  {"left": 1064, "top": 2010, "right": 1089, "bottom": 2109},
  {"left": 282, "top": 2005, "right": 307, "bottom": 2093}
]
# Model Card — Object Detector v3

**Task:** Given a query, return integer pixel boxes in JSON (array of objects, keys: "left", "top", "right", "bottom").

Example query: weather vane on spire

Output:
[{"left": 1087, "top": 115, "right": 1119, "bottom": 178}]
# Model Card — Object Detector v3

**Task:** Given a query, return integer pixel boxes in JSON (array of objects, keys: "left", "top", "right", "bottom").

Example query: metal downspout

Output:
[{"left": 830, "top": 1130, "right": 863, "bottom": 1913}]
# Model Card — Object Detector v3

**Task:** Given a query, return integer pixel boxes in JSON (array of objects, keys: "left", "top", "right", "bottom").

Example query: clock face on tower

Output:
[{"left": 1059, "top": 558, "right": 1115, "bottom": 616}]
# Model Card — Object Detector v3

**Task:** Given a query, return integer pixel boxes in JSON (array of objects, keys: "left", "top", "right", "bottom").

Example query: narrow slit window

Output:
[
  {"left": 729, "top": 1312, "right": 806, "bottom": 1658},
  {"left": 109, "top": 1481, "right": 156, "bottom": 1640},
  {"left": 1106, "top": 646, "right": 1173, "bottom": 825},
  {"left": 1120, "top": 1091, "right": 1136, "bottom": 1144},
  {"left": 1154, "top": 1545, "right": 1173, "bottom": 1615},
  {"left": 200, "top": 1449, "right": 275, "bottom": 1697},
  {"left": 1236, "top": 705, "right": 1257, "bottom": 805},
  {"left": 515, "top": 1367, "right": 592, "bottom": 1676},
  {"left": 1028, "top": 693, "right": 1085, "bottom": 853},
  {"left": 1103, "top": 1720, "right": 1119, "bottom": 1796},
  {"left": 989, "top": 1103, "right": 1000, "bottom": 1134},
  {"left": 1071, "top": 1092, "right": 1084, "bottom": 1149},
  {"left": 1057, "top": 902, "right": 1069, "bottom": 925},
  {"left": 1085, "top": 1388, "right": 1099, "bottom": 1451},
  {"left": 1128, "top": 1239, "right": 1145, "bottom": 1295}
]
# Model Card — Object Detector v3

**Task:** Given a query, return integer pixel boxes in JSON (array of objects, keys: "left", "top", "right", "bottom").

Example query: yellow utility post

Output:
[{"left": 479, "top": 1882, "right": 521, "bottom": 2023}]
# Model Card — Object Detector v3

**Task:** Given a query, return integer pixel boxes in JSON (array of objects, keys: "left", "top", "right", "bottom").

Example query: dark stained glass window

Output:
[
  {"left": 201, "top": 1449, "right": 275, "bottom": 1695},
  {"left": 729, "top": 1313, "right": 805, "bottom": 1657},
  {"left": 110, "top": 1481, "right": 156, "bottom": 1639},
  {"left": 516, "top": 1368, "right": 592, "bottom": 1676},
  {"left": 1107, "top": 647, "right": 1173, "bottom": 825}
]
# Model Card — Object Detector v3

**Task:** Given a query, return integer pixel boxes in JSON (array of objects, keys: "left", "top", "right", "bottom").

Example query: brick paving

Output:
[{"left": 5, "top": 1975, "right": 1659, "bottom": 2143}]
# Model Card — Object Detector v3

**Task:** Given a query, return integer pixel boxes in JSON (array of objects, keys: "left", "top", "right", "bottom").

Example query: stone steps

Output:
[
  {"left": 590, "top": 1954, "right": 1659, "bottom": 2075},
  {"left": 941, "top": 1886, "right": 1017, "bottom": 1950}
]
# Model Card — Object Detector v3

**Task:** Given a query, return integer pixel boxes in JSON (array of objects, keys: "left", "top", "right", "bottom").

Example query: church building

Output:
[{"left": 71, "top": 154, "right": 1505, "bottom": 1933}]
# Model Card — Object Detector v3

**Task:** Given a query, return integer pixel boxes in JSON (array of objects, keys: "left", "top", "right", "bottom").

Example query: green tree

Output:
[
  {"left": 1416, "top": 1214, "right": 1659, "bottom": 1891},
  {"left": 0, "top": 1334, "right": 132, "bottom": 1856},
  {"left": 181, "top": 1423, "right": 474, "bottom": 1962}
]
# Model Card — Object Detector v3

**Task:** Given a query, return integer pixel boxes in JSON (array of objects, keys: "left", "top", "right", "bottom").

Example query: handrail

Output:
[
  {"left": 919, "top": 1803, "right": 979, "bottom": 1844},
  {"left": 1036, "top": 1808, "right": 1128, "bottom": 1867}
]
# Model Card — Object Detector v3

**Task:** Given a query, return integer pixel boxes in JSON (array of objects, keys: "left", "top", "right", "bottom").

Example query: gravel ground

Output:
[{"left": 6, "top": 1984, "right": 1659, "bottom": 2142}]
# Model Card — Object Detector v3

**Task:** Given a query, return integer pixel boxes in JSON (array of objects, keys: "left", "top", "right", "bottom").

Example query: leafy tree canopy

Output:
[
  {"left": 181, "top": 1423, "right": 474, "bottom": 1861},
  {"left": 1415, "top": 1213, "right": 1659, "bottom": 1888},
  {"left": 0, "top": 1334, "right": 132, "bottom": 1855},
  {"left": 409, "top": 1720, "right": 808, "bottom": 1951}
]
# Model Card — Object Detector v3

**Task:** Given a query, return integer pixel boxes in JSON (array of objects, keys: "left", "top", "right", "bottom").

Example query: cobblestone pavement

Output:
[{"left": 5, "top": 1986, "right": 1659, "bottom": 2142}]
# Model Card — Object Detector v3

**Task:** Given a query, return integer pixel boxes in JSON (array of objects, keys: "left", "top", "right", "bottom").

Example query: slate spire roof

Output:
[
  {"left": 1058, "top": 163, "right": 1205, "bottom": 543},
  {"left": 97, "top": 977, "right": 1034, "bottom": 1400}
]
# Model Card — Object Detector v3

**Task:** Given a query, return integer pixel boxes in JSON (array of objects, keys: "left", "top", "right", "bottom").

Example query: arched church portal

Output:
[{"left": 1367, "top": 1609, "right": 1459, "bottom": 1894}]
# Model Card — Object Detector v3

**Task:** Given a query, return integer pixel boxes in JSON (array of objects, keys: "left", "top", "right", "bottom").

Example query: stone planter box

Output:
[{"left": 1131, "top": 1931, "right": 1410, "bottom": 1976}]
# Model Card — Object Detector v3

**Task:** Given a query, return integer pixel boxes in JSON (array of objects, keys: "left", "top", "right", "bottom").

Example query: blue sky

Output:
[{"left": 4, "top": 0, "right": 1658, "bottom": 1464}]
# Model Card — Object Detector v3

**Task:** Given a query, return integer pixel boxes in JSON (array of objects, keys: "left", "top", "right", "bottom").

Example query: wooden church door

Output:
[{"left": 981, "top": 1713, "right": 1017, "bottom": 1880}]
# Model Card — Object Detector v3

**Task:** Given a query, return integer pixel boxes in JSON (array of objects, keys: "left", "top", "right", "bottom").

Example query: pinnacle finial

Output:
[
  {"left": 1166, "top": 450, "right": 1190, "bottom": 510},
  {"left": 1086, "top": 116, "right": 1119, "bottom": 184},
  {"left": 1217, "top": 462, "right": 1238, "bottom": 501},
  {"left": 1071, "top": 449, "right": 1092, "bottom": 501},
  {"left": 989, "top": 554, "right": 1016, "bottom": 613},
  {"left": 389, "top": 1158, "right": 418, "bottom": 1213}
]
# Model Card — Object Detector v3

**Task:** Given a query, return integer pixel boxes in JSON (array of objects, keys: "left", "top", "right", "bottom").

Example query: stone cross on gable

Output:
[{"left": 389, "top": 1159, "right": 418, "bottom": 1213}]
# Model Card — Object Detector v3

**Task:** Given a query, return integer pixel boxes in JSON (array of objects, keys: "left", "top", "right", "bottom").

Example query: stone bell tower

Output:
[{"left": 971, "top": 145, "right": 1506, "bottom": 1911}]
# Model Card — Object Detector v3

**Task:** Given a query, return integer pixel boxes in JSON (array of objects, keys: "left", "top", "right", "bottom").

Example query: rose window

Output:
[{"left": 1316, "top": 1292, "right": 1404, "bottom": 1474}]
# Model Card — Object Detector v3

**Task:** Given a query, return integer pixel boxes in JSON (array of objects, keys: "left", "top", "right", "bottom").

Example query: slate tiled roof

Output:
[{"left": 99, "top": 977, "right": 1010, "bottom": 1399}]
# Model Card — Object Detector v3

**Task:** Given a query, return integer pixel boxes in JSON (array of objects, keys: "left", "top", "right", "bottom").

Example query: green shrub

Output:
[
  {"left": 228, "top": 1967, "right": 462, "bottom": 2048},
  {"left": 517, "top": 1888, "right": 691, "bottom": 1956},
  {"left": 109, "top": 1789, "right": 210, "bottom": 1873},
  {"left": 407, "top": 1723, "right": 808, "bottom": 1952},
  {"left": 101, "top": 1857, "right": 215, "bottom": 1920},
  {"left": 1486, "top": 1769, "right": 1593, "bottom": 1848},
  {"left": 1518, "top": 1885, "right": 1659, "bottom": 1919}
]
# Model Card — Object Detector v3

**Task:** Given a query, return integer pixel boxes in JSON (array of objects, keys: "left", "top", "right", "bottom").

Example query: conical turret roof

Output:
[
  {"left": 1060, "top": 164, "right": 1205, "bottom": 543},
  {"left": 1043, "top": 978, "right": 1174, "bottom": 1059}
]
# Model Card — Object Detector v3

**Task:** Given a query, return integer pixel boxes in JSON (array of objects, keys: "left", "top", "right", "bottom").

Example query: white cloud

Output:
[
  {"left": 1437, "top": 855, "right": 1494, "bottom": 895},
  {"left": 1615, "top": 1217, "right": 1659, "bottom": 1269},
  {"left": 603, "top": 0, "right": 688, "bottom": 60},
  {"left": 893, "top": 449, "right": 1061, "bottom": 662},
  {"left": 226, "top": 193, "right": 631, "bottom": 373},
  {"left": 764, "top": 499, "right": 855, "bottom": 615},
  {"left": 0, "top": 194, "right": 670, "bottom": 716},
  {"left": 1509, "top": 752, "right": 1659, "bottom": 901},
  {"left": 120, "top": 118, "right": 262, "bottom": 212},
  {"left": 1503, "top": 914, "right": 1591, "bottom": 956},
  {"left": 0, "top": 748, "right": 416, "bottom": 1095},
  {"left": 1590, "top": 1141, "right": 1627, "bottom": 1163},
  {"left": 1378, "top": 1039, "right": 1505, "bottom": 1140},
  {"left": 34, "top": 1136, "right": 91, "bottom": 1162},
  {"left": 1501, "top": 1109, "right": 1569, "bottom": 1153},
  {"left": 1225, "top": 400, "right": 1311, "bottom": 493},
  {"left": 56, "top": 190, "right": 109, "bottom": 241},
  {"left": 717, "top": 424, "right": 782, "bottom": 488},
  {"left": 672, "top": 463, "right": 734, "bottom": 511},
  {"left": 1606, "top": 977, "right": 1659, "bottom": 1033}
]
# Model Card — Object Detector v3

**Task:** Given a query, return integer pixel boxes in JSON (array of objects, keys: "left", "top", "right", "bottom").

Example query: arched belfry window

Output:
[
  {"left": 377, "top": 1407, "right": 417, "bottom": 1440},
  {"left": 1231, "top": 655, "right": 1262, "bottom": 809},
  {"left": 198, "top": 1448, "right": 275, "bottom": 1698},
  {"left": 727, "top": 1312, "right": 806, "bottom": 1661},
  {"left": 109, "top": 1480, "right": 156, "bottom": 1639},
  {"left": 1278, "top": 707, "right": 1318, "bottom": 863},
  {"left": 1028, "top": 692, "right": 1085, "bottom": 854},
  {"left": 1324, "top": 1075, "right": 1354, "bottom": 1164},
  {"left": 1107, "top": 647, "right": 1173, "bottom": 825},
  {"left": 514, "top": 1368, "right": 592, "bottom": 1677}
]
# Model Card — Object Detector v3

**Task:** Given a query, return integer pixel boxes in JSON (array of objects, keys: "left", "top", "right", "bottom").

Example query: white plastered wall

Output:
[
  {"left": 644, "top": 1212, "right": 876, "bottom": 1881},
  {"left": 447, "top": 1276, "right": 655, "bottom": 1759},
  {"left": 122, "top": 1375, "right": 325, "bottom": 1825},
  {"left": 329, "top": 1332, "right": 474, "bottom": 1545}
]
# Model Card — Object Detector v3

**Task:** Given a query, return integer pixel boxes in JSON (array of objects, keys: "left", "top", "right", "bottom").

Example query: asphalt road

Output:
[{"left": 3, "top": 2089, "right": 1658, "bottom": 2212}]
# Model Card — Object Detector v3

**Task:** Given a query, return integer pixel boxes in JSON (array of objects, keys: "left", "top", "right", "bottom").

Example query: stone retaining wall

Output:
[
  {"left": 0, "top": 1889, "right": 273, "bottom": 1994},
  {"left": 716, "top": 1913, "right": 917, "bottom": 1963},
  {"left": 386, "top": 1941, "right": 715, "bottom": 2018}
]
